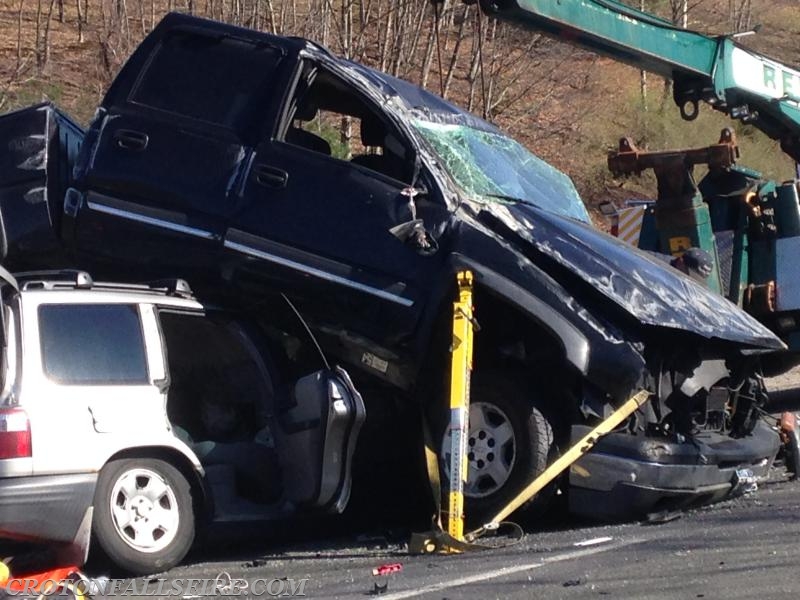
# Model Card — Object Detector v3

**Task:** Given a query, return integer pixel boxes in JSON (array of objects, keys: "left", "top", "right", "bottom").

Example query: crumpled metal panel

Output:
[
  {"left": 474, "top": 199, "right": 784, "bottom": 349},
  {"left": 0, "top": 103, "right": 83, "bottom": 267}
]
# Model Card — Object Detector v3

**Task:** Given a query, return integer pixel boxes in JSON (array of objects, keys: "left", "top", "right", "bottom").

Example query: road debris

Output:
[
  {"left": 644, "top": 510, "right": 683, "bottom": 524},
  {"left": 369, "top": 581, "right": 389, "bottom": 595},
  {"left": 372, "top": 563, "right": 403, "bottom": 577}
]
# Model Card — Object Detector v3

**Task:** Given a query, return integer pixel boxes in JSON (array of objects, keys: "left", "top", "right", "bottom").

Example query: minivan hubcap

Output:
[
  {"left": 441, "top": 401, "right": 516, "bottom": 498},
  {"left": 110, "top": 468, "right": 179, "bottom": 553}
]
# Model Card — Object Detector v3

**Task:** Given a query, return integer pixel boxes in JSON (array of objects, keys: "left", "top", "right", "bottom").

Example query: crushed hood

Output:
[{"left": 474, "top": 200, "right": 785, "bottom": 350}]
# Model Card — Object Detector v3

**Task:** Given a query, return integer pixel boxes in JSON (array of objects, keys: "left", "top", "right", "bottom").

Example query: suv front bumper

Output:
[
  {"left": 568, "top": 420, "right": 780, "bottom": 520},
  {"left": 0, "top": 473, "right": 96, "bottom": 543}
]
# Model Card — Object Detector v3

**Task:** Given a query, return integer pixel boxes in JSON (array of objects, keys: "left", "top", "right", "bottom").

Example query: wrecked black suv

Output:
[{"left": 0, "top": 13, "right": 787, "bottom": 522}]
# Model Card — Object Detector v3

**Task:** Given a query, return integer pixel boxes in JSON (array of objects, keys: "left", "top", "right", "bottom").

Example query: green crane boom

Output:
[{"left": 475, "top": 0, "right": 800, "bottom": 162}]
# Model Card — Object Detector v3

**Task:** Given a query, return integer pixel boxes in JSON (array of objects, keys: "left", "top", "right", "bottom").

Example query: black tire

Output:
[
  {"left": 92, "top": 458, "right": 195, "bottom": 575},
  {"left": 438, "top": 372, "right": 556, "bottom": 524}
]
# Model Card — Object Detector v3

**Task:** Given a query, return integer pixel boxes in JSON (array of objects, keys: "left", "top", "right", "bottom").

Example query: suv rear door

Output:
[
  {"left": 73, "top": 18, "right": 294, "bottom": 266},
  {"left": 24, "top": 299, "right": 168, "bottom": 474}
]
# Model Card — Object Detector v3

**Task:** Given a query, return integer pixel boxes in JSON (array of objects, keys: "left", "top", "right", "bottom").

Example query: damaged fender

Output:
[
  {"left": 453, "top": 256, "right": 590, "bottom": 374},
  {"left": 447, "top": 219, "right": 649, "bottom": 403}
]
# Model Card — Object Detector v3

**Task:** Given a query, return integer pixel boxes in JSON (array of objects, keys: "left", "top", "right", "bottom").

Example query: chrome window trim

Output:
[
  {"left": 224, "top": 240, "right": 414, "bottom": 307},
  {"left": 86, "top": 201, "right": 216, "bottom": 240}
]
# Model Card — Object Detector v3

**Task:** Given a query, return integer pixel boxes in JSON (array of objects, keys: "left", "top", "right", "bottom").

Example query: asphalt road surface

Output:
[
  {"left": 92, "top": 467, "right": 800, "bottom": 599},
  {"left": 82, "top": 373, "right": 800, "bottom": 600}
]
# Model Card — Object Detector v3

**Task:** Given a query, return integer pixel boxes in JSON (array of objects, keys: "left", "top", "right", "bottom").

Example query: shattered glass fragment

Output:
[{"left": 413, "top": 120, "right": 590, "bottom": 223}]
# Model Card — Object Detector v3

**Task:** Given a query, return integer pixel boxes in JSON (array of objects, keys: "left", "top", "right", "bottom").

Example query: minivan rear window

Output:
[
  {"left": 131, "top": 31, "right": 282, "bottom": 132},
  {"left": 39, "top": 304, "right": 148, "bottom": 385}
]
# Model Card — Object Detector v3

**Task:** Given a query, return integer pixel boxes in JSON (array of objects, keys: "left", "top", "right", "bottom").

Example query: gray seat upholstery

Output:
[{"left": 273, "top": 372, "right": 328, "bottom": 506}]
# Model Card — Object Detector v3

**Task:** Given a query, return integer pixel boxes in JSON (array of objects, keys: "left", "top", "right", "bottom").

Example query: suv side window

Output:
[
  {"left": 131, "top": 30, "right": 282, "bottom": 133},
  {"left": 39, "top": 304, "right": 148, "bottom": 385},
  {"left": 283, "top": 66, "right": 414, "bottom": 183}
]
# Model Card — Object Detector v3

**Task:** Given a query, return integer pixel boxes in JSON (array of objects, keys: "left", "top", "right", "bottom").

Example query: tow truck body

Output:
[{"left": 475, "top": 0, "right": 800, "bottom": 365}]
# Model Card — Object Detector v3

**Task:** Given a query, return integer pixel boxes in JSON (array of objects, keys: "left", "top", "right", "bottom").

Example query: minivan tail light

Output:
[{"left": 0, "top": 408, "right": 31, "bottom": 459}]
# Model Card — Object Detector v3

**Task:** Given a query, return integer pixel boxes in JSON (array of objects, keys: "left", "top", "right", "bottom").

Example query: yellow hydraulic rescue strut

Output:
[{"left": 447, "top": 270, "right": 475, "bottom": 542}]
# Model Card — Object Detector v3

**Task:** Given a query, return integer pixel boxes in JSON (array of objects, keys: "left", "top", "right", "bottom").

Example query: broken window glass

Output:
[{"left": 413, "top": 120, "right": 590, "bottom": 223}]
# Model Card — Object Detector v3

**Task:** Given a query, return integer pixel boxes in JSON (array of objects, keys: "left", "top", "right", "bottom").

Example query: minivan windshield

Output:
[{"left": 413, "top": 120, "right": 590, "bottom": 223}]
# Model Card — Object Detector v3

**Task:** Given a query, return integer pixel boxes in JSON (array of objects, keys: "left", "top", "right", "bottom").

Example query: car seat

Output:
[
  {"left": 285, "top": 100, "right": 331, "bottom": 156},
  {"left": 350, "top": 114, "right": 407, "bottom": 181}
]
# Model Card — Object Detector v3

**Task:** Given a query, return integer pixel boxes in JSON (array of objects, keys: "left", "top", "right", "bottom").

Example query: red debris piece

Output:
[{"left": 372, "top": 563, "right": 403, "bottom": 577}]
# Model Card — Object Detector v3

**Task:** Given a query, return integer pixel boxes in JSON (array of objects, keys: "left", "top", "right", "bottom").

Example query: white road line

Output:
[
  {"left": 574, "top": 536, "right": 614, "bottom": 547},
  {"left": 377, "top": 538, "right": 641, "bottom": 600}
]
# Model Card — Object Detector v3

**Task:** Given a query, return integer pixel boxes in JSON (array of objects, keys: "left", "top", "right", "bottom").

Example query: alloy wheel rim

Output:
[
  {"left": 441, "top": 401, "right": 517, "bottom": 498},
  {"left": 109, "top": 468, "right": 180, "bottom": 553}
]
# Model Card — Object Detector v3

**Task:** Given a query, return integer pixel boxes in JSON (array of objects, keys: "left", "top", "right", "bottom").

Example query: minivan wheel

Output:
[
  {"left": 93, "top": 458, "right": 195, "bottom": 575},
  {"left": 439, "top": 373, "right": 555, "bottom": 523}
]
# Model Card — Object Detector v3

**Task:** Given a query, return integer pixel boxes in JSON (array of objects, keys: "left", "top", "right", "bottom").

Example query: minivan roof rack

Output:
[
  {"left": 142, "top": 278, "right": 194, "bottom": 298},
  {"left": 15, "top": 270, "right": 93, "bottom": 289},
  {"left": 14, "top": 271, "right": 195, "bottom": 299}
]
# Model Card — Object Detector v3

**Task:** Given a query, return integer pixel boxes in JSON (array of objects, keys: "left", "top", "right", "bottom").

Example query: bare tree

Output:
[
  {"left": 77, "top": 0, "right": 85, "bottom": 42},
  {"left": 35, "top": 0, "right": 44, "bottom": 68},
  {"left": 728, "top": 0, "right": 752, "bottom": 32},
  {"left": 419, "top": 3, "right": 438, "bottom": 89},
  {"left": 41, "top": 0, "right": 58, "bottom": 71},
  {"left": 16, "top": 0, "right": 25, "bottom": 71},
  {"left": 441, "top": 3, "right": 470, "bottom": 99},
  {"left": 639, "top": 0, "right": 647, "bottom": 109},
  {"left": 667, "top": 0, "right": 688, "bottom": 28},
  {"left": 137, "top": 0, "right": 147, "bottom": 34}
]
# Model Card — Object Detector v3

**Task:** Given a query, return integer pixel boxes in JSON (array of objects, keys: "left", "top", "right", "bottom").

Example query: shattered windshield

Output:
[{"left": 414, "top": 120, "right": 590, "bottom": 223}]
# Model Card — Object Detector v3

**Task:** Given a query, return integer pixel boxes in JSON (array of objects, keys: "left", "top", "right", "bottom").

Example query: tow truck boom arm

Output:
[{"left": 474, "top": 0, "right": 800, "bottom": 162}]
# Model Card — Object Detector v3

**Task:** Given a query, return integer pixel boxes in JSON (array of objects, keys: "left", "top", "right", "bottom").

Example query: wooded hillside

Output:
[{"left": 0, "top": 0, "right": 797, "bottom": 210}]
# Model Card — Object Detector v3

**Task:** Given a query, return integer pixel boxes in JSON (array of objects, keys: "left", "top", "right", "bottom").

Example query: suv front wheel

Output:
[
  {"left": 92, "top": 458, "right": 195, "bottom": 575},
  {"left": 440, "top": 373, "right": 556, "bottom": 524}
]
